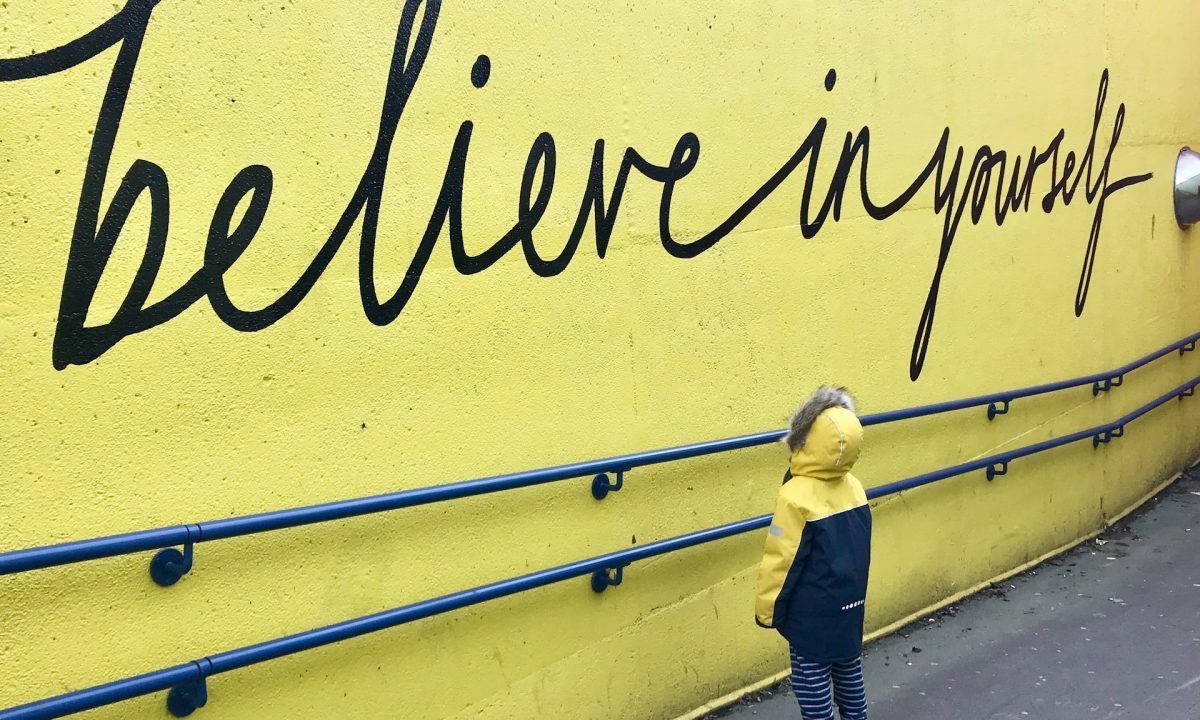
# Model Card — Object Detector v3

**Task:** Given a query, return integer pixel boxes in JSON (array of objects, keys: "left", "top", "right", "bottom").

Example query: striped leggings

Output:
[{"left": 788, "top": 648, "right": 868, "bottom": 720}]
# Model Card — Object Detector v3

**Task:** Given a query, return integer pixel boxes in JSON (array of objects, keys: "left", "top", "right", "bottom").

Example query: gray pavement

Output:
[{"left": 709, "top": 466, "right": 1200, "bottom": 720}]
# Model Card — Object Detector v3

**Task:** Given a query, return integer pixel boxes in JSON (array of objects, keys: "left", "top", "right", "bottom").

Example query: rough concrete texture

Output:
[{"left": 710, "top": 466, "right": 1200, "bottom": 720}]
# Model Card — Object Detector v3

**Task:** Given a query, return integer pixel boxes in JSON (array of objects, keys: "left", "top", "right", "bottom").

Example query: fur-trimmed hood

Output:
[
  {"left": 784, "top": 387, "right": 857, "bottom": 451},
  {"left": 784, "top": 387, "right": 862, "bottom": 481}
]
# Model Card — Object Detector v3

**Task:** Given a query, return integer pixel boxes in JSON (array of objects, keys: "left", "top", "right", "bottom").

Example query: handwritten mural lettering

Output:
[{"left": 0, "top": 0, "right": 1152, "bottom": 379}]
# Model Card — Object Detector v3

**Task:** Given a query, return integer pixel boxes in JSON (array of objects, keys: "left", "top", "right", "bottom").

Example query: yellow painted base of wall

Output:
[{"left": 674, "top": 455, "right": 1199, "bottom": 720}]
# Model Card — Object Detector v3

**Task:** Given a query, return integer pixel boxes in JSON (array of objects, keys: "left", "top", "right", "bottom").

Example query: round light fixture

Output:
[{"left": 1175, "top": 147, "right": 1200, "bottom": 227}]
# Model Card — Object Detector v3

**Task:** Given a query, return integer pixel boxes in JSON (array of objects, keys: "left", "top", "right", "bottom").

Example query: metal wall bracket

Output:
[
  {"left": 149, "top": 525, "right": 201, "bottom": 587},
  {"left": 590, "top": 565, "right": 626, "bottom": 593},
  {"left": 987, "top": 400, "right": 1011, "bottom": 421},
  {"left": 166, "top": 676, "right": 208, "bottom": 718},
  {"left": 1092, "top": 375, "right": 1124, "bottom": 395},
  {"left": 591, "top": 470, "right": 627, "bottom": 500},
  {"left": 1093, "top": 426, "right": 1125, "bottom": 448},
  {"left": 1180, "top": 341, "right": 1197, "bottom": 355},
  {"left": 1181, "top": 386, "right": 1196, "bottom": 399},
  {"left": 986, "top": 462, "right": 1009, "bottom": 481}
]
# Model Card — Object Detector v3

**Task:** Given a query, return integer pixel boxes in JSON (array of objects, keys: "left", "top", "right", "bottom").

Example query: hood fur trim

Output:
[{"left": 784, "top": 386, "right": 857, "bottom": 452}]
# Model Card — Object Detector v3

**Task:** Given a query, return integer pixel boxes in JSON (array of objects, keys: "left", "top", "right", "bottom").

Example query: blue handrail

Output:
[
  {"left": 1, "top": 331, "right": 1197, "bottom": 581},
  {"left": 3, "top": 372, "right": 1197, "bottom": 720}
]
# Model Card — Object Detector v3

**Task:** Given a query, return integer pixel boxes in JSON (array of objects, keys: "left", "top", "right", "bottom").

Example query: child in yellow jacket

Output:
[{"left": 755, "top": 387, "right": 871, "bottom": 720}]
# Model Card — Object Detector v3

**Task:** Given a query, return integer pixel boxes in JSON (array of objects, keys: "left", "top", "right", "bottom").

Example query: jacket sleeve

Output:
[{"left": 754, "top": 491, "right": 808, "bottom": 628}]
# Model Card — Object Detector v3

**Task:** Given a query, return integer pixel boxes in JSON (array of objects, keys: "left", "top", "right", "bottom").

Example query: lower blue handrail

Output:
[{"left": 3, "top": 373, "right": 1196, "bottom": 720}]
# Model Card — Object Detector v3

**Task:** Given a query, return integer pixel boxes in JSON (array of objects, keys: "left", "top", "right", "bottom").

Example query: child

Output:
[{"left": 755, "top": 387, "right": 871, "bottom": 720}]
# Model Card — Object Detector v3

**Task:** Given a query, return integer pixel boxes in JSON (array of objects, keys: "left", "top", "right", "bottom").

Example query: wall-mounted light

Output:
[{"left": 1176, "top": 147, "right": 1200, "bottom": 227}]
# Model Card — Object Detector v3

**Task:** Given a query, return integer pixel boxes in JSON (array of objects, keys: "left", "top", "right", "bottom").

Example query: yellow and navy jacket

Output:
[{"left": 755, "top": 404, "right": 871, "bottom": 662}]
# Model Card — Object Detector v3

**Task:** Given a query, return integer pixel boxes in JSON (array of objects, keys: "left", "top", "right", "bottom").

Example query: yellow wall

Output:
[{"left": 2, "top": 1, "right": 1199, "bottom": 718}]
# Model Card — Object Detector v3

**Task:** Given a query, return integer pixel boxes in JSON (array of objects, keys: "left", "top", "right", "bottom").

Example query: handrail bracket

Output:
[
  {"left": 1092, "top": 374, "right": 1124, "bottom": 395},
  {"left": 1093, "top": 426, "right": 1125, "bottom": 448},
  {"left": 591, "top": 469, "right": 628, "bottom": 501},
  {"left": 987, "top": 400, "right": 1011, "bottom": 421},
  {"left": 591, "top": 564, "right": 628, "bottom": 594},
  {"left": 149, "top": 525, "right": 202, "bottom": 587},
  {"left": 167, "top": 676, "right": 208, "bottom": 718}
]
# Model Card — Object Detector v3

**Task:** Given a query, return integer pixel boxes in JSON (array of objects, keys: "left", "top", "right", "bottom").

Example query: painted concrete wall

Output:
[{"left": 1, "top": 1, "right": 1198, "bottom": 718}]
